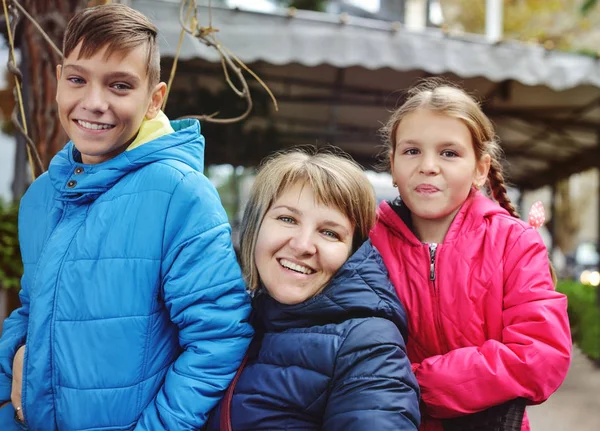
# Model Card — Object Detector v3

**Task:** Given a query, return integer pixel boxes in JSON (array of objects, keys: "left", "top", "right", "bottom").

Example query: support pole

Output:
[
  {"left": 485, "top": 0, "right": 503, "bottom": 42},
  {"left": 550, "top": 182, "right": 557, "bottom": 257},
  {"left": 517, "top": 188, "right": 524, "bottom": 219},
  {"left": 326, "top": 68, "right": 344, "bottom": 146}
]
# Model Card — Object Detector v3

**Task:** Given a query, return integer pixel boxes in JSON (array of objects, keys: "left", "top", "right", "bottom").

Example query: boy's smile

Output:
[{"left": 56, "top": 42, "right": 165, "bottom": 164}]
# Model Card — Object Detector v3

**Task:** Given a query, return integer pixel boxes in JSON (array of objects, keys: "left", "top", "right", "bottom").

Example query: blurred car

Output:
[{"left": 564, "top": 241, "right": 600, "bottom": 286}]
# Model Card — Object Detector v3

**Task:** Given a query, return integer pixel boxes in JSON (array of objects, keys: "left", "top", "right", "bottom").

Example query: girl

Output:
[
  {"left": 207, "top": 149, "right": 420, "bottom": 430},
  {"left": 370, "top": 80, "right": 572, "bottom": 431}
]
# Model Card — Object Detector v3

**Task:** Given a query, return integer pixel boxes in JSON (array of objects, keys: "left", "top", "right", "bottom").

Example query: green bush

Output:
[
  {"left": 557, "top": 280, "right": 600, "bottom": 361},
  {"left": 0, "top": 201, "right": 22, "bottom": 290}
]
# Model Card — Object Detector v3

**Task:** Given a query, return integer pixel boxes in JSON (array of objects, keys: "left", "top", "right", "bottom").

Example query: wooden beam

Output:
[{"left": 518, "top": 145, "right": 600, "bottom": 190}]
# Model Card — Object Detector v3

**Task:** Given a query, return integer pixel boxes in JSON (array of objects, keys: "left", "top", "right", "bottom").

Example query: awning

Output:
[
  {"left": 136, "top": 0, "right": 600, "bottom": 92},
  {"left": 131, "top": 0, "right": 600, "bottom": 191}
]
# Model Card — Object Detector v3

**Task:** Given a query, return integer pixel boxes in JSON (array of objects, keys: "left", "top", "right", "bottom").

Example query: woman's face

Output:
[{"left": 254, "top": 182, "right": 354, "bottom": 305}]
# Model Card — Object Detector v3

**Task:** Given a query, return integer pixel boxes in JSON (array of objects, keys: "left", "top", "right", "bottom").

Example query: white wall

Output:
[
  {"left": 0, "top": 42, "right": 14, "bottom": 202},
  {"left": 0, "top": 133, "right": 15, "bottom": 202}
]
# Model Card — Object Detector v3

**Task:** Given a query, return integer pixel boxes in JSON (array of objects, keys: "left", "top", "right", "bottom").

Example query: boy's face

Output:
[{"left": 56, "top": 42, "right": 166, "bottom": 164}]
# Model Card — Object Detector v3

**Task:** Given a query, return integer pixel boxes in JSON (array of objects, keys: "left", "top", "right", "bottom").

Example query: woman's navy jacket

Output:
[{"left": 207, "top": 240, "right": 420, "bottom": 430}]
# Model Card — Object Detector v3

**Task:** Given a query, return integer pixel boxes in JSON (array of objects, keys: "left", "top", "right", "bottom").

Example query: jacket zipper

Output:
[{"left": 428, "top": 243, "right": 449, "bottom": 352}]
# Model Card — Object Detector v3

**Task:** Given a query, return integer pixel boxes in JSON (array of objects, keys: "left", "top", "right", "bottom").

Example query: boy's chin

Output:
[{"left": 73, "top": 143, "right": 128, "bottom": 165}]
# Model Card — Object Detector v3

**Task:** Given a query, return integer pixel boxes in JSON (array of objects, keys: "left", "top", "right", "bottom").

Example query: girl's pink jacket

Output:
[{"left": 370, "top": 191, "right": 572, "bottom": 431}]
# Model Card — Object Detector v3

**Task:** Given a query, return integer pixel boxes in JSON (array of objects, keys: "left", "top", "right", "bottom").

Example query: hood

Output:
[
  {"left": 253, "top": 240, "right": 408, "bottom": 338},
  {"left": 377, "top": 190, "right": 509, "bottom": 246},
  {"left": 47, "top": 119, "right": 203, "bottom": 204}
]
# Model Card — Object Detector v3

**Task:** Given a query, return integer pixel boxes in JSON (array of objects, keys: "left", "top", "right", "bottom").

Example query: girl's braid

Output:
[
  {"left": 488, "top": 158, "right": 519, "bottom": 218},
  {"left": 489, "top": 158, "right": 558, "bottom": 284}
]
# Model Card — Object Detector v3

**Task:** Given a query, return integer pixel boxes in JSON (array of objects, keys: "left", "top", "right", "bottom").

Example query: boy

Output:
[{"left": 0, "top": 4, "right": 253, "bottom": 430}]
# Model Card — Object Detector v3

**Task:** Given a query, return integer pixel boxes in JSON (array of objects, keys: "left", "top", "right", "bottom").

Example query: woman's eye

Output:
[
  {"left": 67, "top": 77, "right": 85, "bottom": 85},
  {"left": 277, "top": 216, "right": 295, "bottom": 224},
  {"left": 322, "top": 230, "right": 340, "bottom": 240}
]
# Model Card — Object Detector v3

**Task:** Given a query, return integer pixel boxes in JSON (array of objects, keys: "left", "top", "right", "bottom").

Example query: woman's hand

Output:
[{"left": 11, "top": 345, "right": 25, "bottom": 422}]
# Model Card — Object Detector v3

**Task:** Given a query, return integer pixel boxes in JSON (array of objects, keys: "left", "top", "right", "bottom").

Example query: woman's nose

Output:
[{"left": 288, "top": 230, "right": 317, "bottom": 255}]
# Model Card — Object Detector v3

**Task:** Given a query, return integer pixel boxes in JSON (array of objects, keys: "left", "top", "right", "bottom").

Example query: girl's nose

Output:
[{"left": 419, "top": 154, "right": 440, "bottom": 175}]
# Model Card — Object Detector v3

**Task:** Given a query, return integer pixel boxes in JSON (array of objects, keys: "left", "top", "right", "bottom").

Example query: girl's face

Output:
[
  {"left": 254, "top": 182, "right": 354, "bottom": 305},
  {"left": 391, "top": 109, "right": 490, "bottom": 239}
]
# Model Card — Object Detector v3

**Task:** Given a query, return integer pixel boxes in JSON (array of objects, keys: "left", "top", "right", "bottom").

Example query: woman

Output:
[{"left": 206, "top": 148, "right": 420, "bottom": 431}]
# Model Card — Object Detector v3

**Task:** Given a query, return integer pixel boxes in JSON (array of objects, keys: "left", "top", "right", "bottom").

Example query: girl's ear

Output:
[{"left": 474, "top": 154, "right": 491, "bottom": 188}]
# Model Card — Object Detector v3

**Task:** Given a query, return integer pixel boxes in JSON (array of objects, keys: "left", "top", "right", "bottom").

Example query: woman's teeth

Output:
[{"left": 279, "top": 259, "right": 314, "bottom": 275}]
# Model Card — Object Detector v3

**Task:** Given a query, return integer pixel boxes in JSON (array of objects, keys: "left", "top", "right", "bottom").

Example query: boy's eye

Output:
[
  {"left": 441, "top": 150, "right": 458, "bottom": 158},
  {"left": 403, "top": 148, "right": 419, "bottom": 155},
  {"left": 67, "top": 77, "right": 85, "bottom": 85},
  {"left": 111, "top": 83, "right": 132, "bottom": 91}
]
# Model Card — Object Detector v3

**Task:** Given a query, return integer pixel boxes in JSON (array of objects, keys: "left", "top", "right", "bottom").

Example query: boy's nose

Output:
[{"left": 81, "top": 87, "right": 109, "bottom": 112}]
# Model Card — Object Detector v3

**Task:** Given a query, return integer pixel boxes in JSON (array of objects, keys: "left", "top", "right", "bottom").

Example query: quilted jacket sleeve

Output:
[
  {"left": 323, "top": 318, "right": 420, "bottom": 430},
  {"left": 0, "top": 277, "right": 29, "bottom": 403},
  {"left": 135, "top": 172, "right": 253, "bottom": 431},
  {"left": 415, "top": 227, "right": 571, "bottom": 419}
]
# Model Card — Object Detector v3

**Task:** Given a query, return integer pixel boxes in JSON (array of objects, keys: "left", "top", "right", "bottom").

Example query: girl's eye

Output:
[
  {"left": 322, "top": 230, "right": 340, "bottom": 240},
  {"left": 441, "top": 150, "right": 458, "bottom": 158},
  {"left": 403, "top": 148, "right": 419, "bottom": 155},
  {"left": 277, "top": 216, "right": 295, "bottom": 224},
  {"left": 67, "top": 77, "right": 85, "bottom": 85}
]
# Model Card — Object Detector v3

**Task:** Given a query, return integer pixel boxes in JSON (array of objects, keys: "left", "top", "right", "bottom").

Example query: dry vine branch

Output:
[
  {"left": 3, "top": 0, "right": 45, "bottom": 177},
  {"left": 174, "top": 0, "right": 278, "bottom": 124},
  {"left": 11, "top": 0, "right": 63, "bottom": 59}
]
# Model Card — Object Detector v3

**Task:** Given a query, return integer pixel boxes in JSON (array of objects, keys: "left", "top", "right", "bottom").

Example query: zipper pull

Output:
[{"left": 429, "top": 243, "right": 437, "bottom": 281}]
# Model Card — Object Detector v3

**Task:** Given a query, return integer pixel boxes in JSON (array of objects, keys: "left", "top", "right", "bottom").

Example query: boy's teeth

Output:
[
  {"left": 77, "top": 120, "right": 113, "bottom": 130},
  {"left": 279, "top": 259, "right": 314, "bottom": 275}
]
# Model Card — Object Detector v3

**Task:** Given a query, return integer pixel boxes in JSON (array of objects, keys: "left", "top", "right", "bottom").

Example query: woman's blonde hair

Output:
[
  {"left": 240, "top": 147, "right": 377, "bottom": 291},
  {"left": 381, "top": 78, "right": 518, "bottom": 218}
]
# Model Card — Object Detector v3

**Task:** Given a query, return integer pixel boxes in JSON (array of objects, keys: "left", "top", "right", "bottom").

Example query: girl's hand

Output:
[{"left": 11, "top": 345, "right": 25, "bottom": 423}]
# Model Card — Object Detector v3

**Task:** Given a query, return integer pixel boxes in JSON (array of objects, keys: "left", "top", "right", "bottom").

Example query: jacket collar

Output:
[
  {"left": 47, "top": 119, "right": 203, "bottom": 204},
  {"left": 377, "top": 190, "right": 509, "bottom": 245},
  {"left": 252, "top": 240, "right": 408, "bottom": 338}
]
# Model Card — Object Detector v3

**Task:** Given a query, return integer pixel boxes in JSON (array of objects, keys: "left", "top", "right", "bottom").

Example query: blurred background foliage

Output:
[
  {"left": 441, "top": 0, "right": 600, "bottom": 55},
  {"left": 557, "top": 280, "right": 600, "bottom": 362},
  {"left": 0, "top": 201, "right": 21, "bottom": 291}
]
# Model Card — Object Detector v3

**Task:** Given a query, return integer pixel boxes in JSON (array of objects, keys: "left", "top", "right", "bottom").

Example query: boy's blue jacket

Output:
[
  {"left": 0, "top": 119, "right": 253, "bottom": 430},
  {"left": 206, "top": 241, "right": 420, "bottom": 431}
]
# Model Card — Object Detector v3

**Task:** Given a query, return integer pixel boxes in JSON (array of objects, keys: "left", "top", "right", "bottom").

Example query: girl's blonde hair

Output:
[
  {"left": 240, "top": 147, "right": 377, "bottom": 291},
  {"left": 381, "top": 78, "right": 557, "bottom": 284},
  {"left": 381, "top": 78, "right": 518, "bottom": 218}
]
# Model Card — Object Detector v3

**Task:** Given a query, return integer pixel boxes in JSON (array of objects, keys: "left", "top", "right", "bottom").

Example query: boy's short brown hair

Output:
[{"left": 63, "top": 4, "right": 161, "bottom": 86}]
